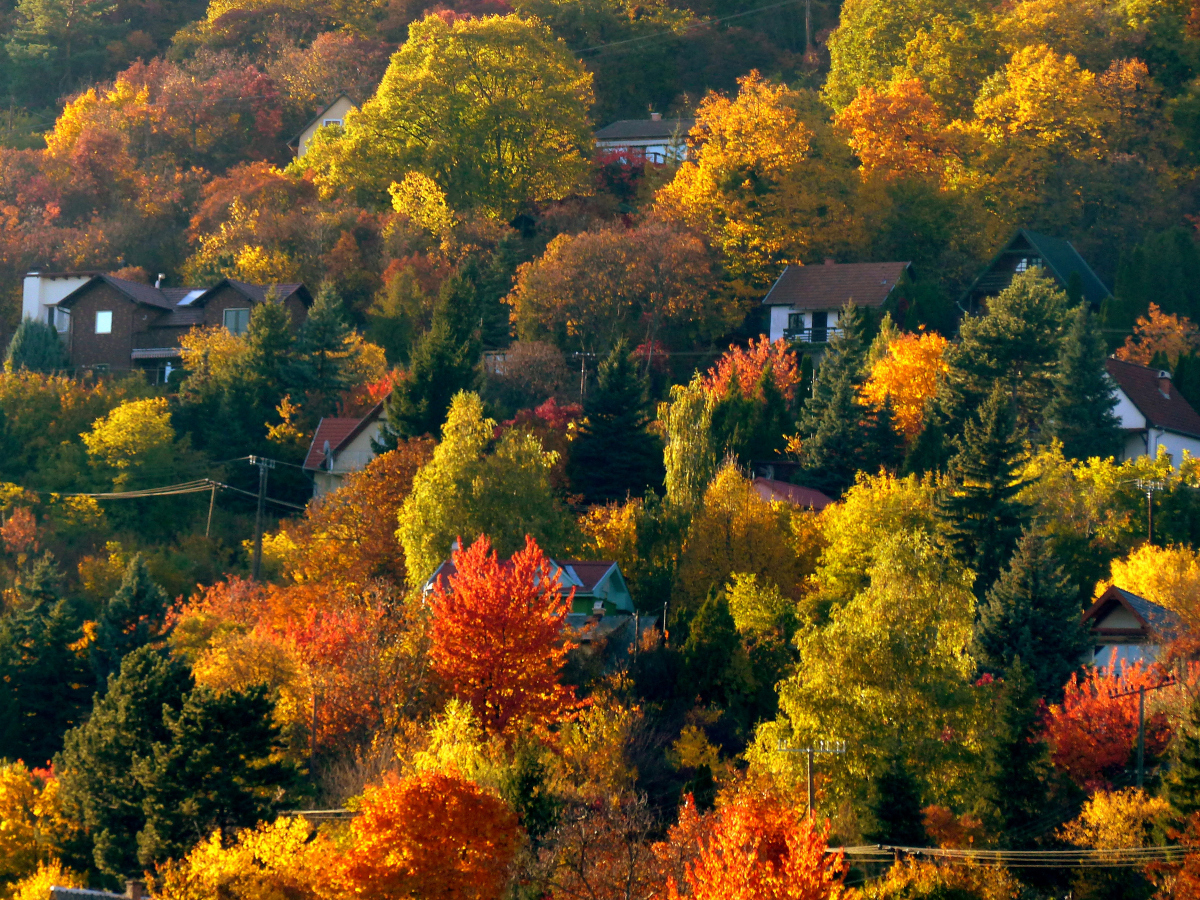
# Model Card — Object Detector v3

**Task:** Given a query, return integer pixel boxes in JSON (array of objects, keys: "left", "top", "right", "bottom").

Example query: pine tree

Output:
[
  {"left": 975, "top": 533, "right": 1089, "bottom": 701},
  {"left": 1169, "top": 692, "right": 1200, "bottom": 818},
  {"left": 91, "top": 554, "right": 171, "bottom": 681},
  {"left": 975, "top": 660, "right": 1055, "bottom": 845},
  {"left": 679, "top": 589, "right": 741, "bottom": 708},
  {"left": 1175, "top": 352, "right": 1200, "bottom": 412},
  {"left": 938, "top": 384, "right": 1029, "bottom": 598},
  {"left": 711, "top": 362, "right": 793, "bottom": 465},
  {"left": 242, "top": 298, "right": 295, "bottom": 415},
  {"left": 797, "top": 368, "right": 862, "bottom": 495},
  {"left": 797, "top": 301, "right": 867, "bottom": 440},
  {"left": 296, "top": 282, "right": 352, "bottom": 411},
  {"left": 6, "top": 319, "right": 67, "bottom": 372},
  {"left": 865, "top": 754, "right": 928, "bottom": 846},
  {"left": 566, "top": 341, "right": 663, "bottom": 504},
  {"left": 1044, "top": 304, "right": 1122, "bottom": 460}
]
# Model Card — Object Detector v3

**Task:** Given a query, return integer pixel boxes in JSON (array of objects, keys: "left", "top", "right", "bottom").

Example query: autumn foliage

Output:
[
  {"left": 429, "top": 534, "right": 577, "bottom": 736},
  {"left": 703, "top": 336, "right": 801, "bottom": 404},
  {"left": 338, "top": 771, "right": 522, "bottom": 900},
  {"left": 1115, "top": 304, "right": 1200, "bottom": 367},
  {"left": 860, "top": 331, "right": 950, "bottom": 438}
]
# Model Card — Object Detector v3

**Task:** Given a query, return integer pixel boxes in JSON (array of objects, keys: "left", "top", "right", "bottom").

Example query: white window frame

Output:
[
  {"left": 223, "top": 307, "right": 251, "bottom": 335},
  {"left": 323, "top": 118, "right": 343, "bottom": 127},
  {"left": 95, "top": 310, "right": 112, "bottom": 334}
]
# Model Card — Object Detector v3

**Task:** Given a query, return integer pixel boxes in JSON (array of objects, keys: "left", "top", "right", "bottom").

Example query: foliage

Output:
[
  {"left": 1060, "top": 788, "right": 1170, "bottom": 850},
  {"left": 861, "top": 858, "right": 1023, "bottom": 899},
  {"left": 429, "top": 534, "right": 576, "bottom": 737},
  {"left": 1045, "top": 303, "right": 1123, "bottom": 460},
  {"left": 81, "top": 397, "right": 175, "bottom": 470},
  {"left": 338, "top": 771, "right": 522, "bottom": 900},
  {"left": 1116, "top": 303, "right": 1200, "bottom": 366},
  {"left": 660, "top": 375, "right": 718, "bottom": 510},
  {"left": 5, "top": 320, "right": 68, "bottom": 374},
  {"left": 861, "top": 330, "right": 949, "bottom": 439},
  {"left": 90, "top": 552, "right": 171, "bottom": 681},
  {"left": 0, "top": 763, "right": 80, "bottom": 895}
]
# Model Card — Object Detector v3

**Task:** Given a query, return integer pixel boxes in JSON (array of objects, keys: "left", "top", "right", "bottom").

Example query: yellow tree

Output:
[
  {"left": 860, "top": 330, "right": 950, "bottom": 438},
  {"left": 835, "top": 79, "right": 957, "bottom": 183}
]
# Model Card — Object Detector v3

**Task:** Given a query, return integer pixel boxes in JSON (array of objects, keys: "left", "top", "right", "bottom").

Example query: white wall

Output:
[
  {"left": 297, "top": 96, "right": 356, "bottom": 158},
  {"left": 22, "top": 272, "right": 90, "bottom": 331},
  {"left": 765, "top": 307, "right": 842, "bottom": 343},
  {"left": 1149, "top": 428, "right": 1200, "bottom": 466},
  {"left": 311, "top": 419, "right": 382, "bottom": 498},
  {"left": 1112, "top": 384, "right": 1147, "bottom": 432}
]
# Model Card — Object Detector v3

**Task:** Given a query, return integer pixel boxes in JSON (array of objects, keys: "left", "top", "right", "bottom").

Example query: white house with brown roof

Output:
[
  {"left": 1105, "top": 358, "right": 1200, "bottom": 466},
  {"left": 1083, "top": 584, "right": 1181, "bottom": 666},
  {"left": 593, "top": 113, "right": 693, "bottom": 164},
  {"left": 762, "top": 260, "right": 913, "bottom": 343},
  {"left": 302, "top": 403, "right": 384, "bottom": 498}
]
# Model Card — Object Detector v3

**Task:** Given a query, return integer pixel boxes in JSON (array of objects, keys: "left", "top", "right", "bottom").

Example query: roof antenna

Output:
[{"left": 155, "top": 273, "right": 165, "bottom": 288}]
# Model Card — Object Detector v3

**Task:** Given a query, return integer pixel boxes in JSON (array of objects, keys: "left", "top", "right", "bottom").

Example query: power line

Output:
[
  {"left": 36, "top": 476, "right": 305, "bottom": 510},
  {"left": 833, "top": 844, "right": 1192, "bottom": 869}
]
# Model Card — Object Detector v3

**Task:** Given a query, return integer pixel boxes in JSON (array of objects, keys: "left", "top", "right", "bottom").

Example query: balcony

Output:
[{"left": 783, "top": 326, "right": 843, "bottom": 344}]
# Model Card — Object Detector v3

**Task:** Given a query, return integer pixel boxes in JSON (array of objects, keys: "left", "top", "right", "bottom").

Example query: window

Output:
[
  {"left": 95, "top": 310, "right": 112, "bottom": 334},
  {"left": 811, "top": 310, "right": 828, "bottom": 343},
  {"left": 1014, "top": 256, "right": 1043, "bottom": 273},
  {"left": 323, "top": 118, "right": 343, "bottom": 127},
  {"left": 224, "top": 308, "right": 251, "bottom": 335},
  {"left": 787, "top": 312, "right": 803, "bottom": 331}
]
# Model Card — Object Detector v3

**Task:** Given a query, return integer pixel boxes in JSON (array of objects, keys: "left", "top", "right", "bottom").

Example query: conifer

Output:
[
  {"left": 1169, "top": 693, "right": 1200, "bottom": 818},
  {"left": 296, "top": 282, "right": 352, "bottom": 409},
  {"left": 865, "top": 754, "right": 928, "bottom": 846},
  {"left": 5, "top": 318, "right": 67, "bottom": 372},
  {"left": 91, "top": 554, "right": 171, "bottom": 681},
  {"left": 567, "top": 341, "right": 663, "bottom": 505},
  {"left": 1044, "top": 304, "right": 1122, "bottom": 460}
]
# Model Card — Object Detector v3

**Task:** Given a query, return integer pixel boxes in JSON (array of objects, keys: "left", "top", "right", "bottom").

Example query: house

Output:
[
  {"left": 22, "top": 268, "right": 99, "bottom": 334},
  {"left": 961, "top": 229, "right": 1112, "bottom": 312},
  {"left": 303, "top": 403, "right": 385, "bottom": 498},
  {"left": 51, "top": 880, "right": 150, "bottom": 899},
  {"left": 751, "top": 477, "right": 833, "bottom": 511},
  {"left": 426, "top": 555, "right": 635, "bottom": 616},
  {"left": 47, "top": 273, "right": 312, "bottom": 378},
  {"left": 1082, "top": 584, "right": 1181, "bottom": 666},
  {"left": 593, "top": 113, "right": 693, "bottom": 164},
  {"left": 762, "top": 259, "right": 913, "bottom": 344},
  {"left": 1105, "top": 358, "right": 1200, "bottom": 465},
  {"left": 294, "top": 94, "right": 356, "bottom": 158}
]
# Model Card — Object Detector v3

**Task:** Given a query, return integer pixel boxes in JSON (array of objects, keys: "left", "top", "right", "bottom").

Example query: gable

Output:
[{"left": 762, "top": 261, "right": 912, "bottom": 310}]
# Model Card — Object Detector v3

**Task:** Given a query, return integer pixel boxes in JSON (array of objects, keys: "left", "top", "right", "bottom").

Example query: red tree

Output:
[
  {"left": 429, "top": 534, "right": 576, "bottom": 736},
  {"left": 702, "top": 336, "right": 801, "bottom": 404}
]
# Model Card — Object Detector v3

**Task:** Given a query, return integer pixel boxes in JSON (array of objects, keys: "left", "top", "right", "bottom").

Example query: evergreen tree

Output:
[
  {"left": 711, "top": 362, "right": 793, "bottom": 465},
  {"left": 242, "top": 298, "right": 295, "bottom": 415},
  {"left": 1169, "top": 692, "right": 1200, "bottom": 818},
  {"left": 975, "top": 660, "right": 1055, "bottom": 845},
  {"left": 296, "top": 282, "right": 352, "bottom": 411},
  {"left": 1175, "top": 352, "right": 1200, "bottom": 412},
  {"left": 567, "top": 341, "right": 663, "bottom": 504},
  {"left": 1111, "top": 227, "right": 1200, "bottom": 331},
  {"left": 865, "top": 754, "right": 928, "bottom": 846},
  {"left": 974, "top": 533, "right": 1089, "bottom": 701},
  {"left": 91, "top": 554, "right": 171, "bottom": 681},
  {"left": 797, "top": 301, "right": 867, "bottom": 440},
  {"left": 0, "top": 554, "right": 91, "bottom": 765},
  {"left": 938, "top": 384, "right": 1029, "bottom": 598},
  {"left": 1044, "top": 304, "right": 1122, "bottom": 460},
  {"left": 679, "top": 589, "right": 741, "bottom": 708},
  {"left": 6, "top": 319, "right": 67, "bottom": 372}
]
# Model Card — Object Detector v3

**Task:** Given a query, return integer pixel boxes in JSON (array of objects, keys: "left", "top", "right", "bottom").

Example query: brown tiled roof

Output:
[
  {"left": 150, "top": 309, "right": 204, "bottom": 328},
  {"left": 57, "top": 275, "right": 177, "bottom": 310},
  {"left": 752, "top": 477, "right": 833, "bottom": 510},
  {"left": 224, "top": 279, "right": 305, "bottom": 304},
  {"left": 594, "top": 118, "right": 693, "bottom": 141},
  {"left": 1105, "top": 358, "right": 1200, "bottom": 438},
  {"left": 762, "top": 261, "right": 912, "bottom": 309}
]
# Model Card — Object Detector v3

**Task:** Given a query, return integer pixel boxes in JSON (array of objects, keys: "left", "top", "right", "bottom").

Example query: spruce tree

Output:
[
  {"left": 974, "top": 533, "right": 1089, "bottom": 701},
  {"left": 797, "top": 301, "right": 867, "bottom": 440},
  {"left": 679, "top": 589, "right": 740, "bottom": 708},
  {"left": 6, "top": 318, "right": 67, "bottom": 372},
  {"left": 938, "top": 384, "right": 1029, "bottom": 598},
  {"left": 1169, "top": 692, "right": 1200, "bottom": 818},
  {"left": 797, "top": 368, "right": 862, "bottom": 495},
  {"left": 975, "top": 660, "right": 1055, "bottom": 845},
  {"left": 567, "top": 342, "right": 663, "bottom": 504},
  {"left": 1044, "top": 304, "right": 1122, "bottom": 460},
  {"left": 1175, "top": 352, "right": 1200, "bottom": 411},
  {"left": 296, "top": 282, "right": 351, "bottom": 411},
  {"left": 91, "top": 554, "right": 171, "bottom": 681},
  {"left": 865, "top": 754, "right": 928, "bottom": 846},
  {"left": 242, "top": 298, "right": 295, "bottom": 417}
]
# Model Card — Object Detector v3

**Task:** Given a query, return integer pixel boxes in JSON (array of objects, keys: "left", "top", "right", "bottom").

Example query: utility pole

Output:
[
  {"left": 205, "top": 480, "right": 216, "bottom": 539},
  {"left": 1136, "top": 478, "right": 1165, "bottom": 543},
  {"left": 249, "top": 456, "right": 275, "bottom": 580},
  {"left": 1111, "top": 673, "right": 1177, "bottom": 787},
  {"left": 777, "top": 739, "right": 847, "bottom": 817}
]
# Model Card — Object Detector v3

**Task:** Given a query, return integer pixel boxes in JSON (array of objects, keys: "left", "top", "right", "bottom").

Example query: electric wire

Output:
[
  {"left": 832, "top": 844, "right": 1193, "bottom": 869},
  {"left": 32, "top": 477, "right": 306, "bottom": 510}
]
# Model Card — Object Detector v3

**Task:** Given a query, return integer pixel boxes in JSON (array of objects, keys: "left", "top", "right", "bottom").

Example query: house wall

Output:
[
  {"left": 1148, "top": 428, "right": 1200, "bottom": 466},
  {"left": 311, "top": 421, "right": 382, "bottom": 498},
  {"left": 297, "top": 96, "right": 355, "bottom": 157},
  {"left": 67, "top": 284, "right": 157, "bottom": 371},
  {"left": 765, "top": 307, "right": 841, "bottom": 343},
  {"left": 202, "top": 286, "right": 308, "bottom": 332},
  {"left": 22, "top": 273, "right": 90, "bottom": 331},
  {"left": 1112, "top": 386, "right": 1147, "bottom": 432}
]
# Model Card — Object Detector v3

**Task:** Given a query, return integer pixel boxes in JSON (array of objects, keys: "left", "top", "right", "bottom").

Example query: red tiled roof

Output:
[
  {"left": 1105, "top": 358, "right": 1200, "bottom": 438},
  {"left": 762, "top": 261, "right": 912, "bottom": 309},
  {"left": 302, "top": 403, "right": 384, "bottom": 471},
  {"left": 752, "top": 477, "right": 833, "bottom": 510},
  {"left": 426, "top": 557, "right": 616, "bottom": 594}
]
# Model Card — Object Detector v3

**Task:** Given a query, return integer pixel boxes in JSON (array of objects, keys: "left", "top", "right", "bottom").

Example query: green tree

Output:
[
  {"left": 1045, "top": 304, "right": 1122, "bottom": 461},
  {"left": 6, "top": 320, "right": 68, "bottom": 373},
  {"left": 938, "top": 384, "right": 1029, "bottom": 598},
  {"left": 567, "top": 342, "right": 663, "bottom": 505},
  {"left": 710, "top": 363, "right": 793, "bottom": 467},
  {"left": 974, "top": 533, "right": 1089, "bottom": 702},
  {"left": 301, "top": 13, "right": 594, "bottom": 218},
  {"left": 0, "top": 554, "right": 91, "bottom": 765},
  {"left": 397, "top": 391, "right": 575, "bottom": 587},
  {"left": 295, "top": 283, "right": 352, "bottom": 412},
  {"left": 865, "top": 754, "right": 928, "bottom": 847},
  {"left": 1110, "top": 227, "right": 1200, "bottom": 333},
  {"left": 91, "top": 554, "right": 171, "bottom": 682},
  {"left": 243, "top": 299, "right": 295, "bottom": 413},
  {"left": 5, "top": 0, "right": 115, "bottom": 106},
  {"left": 1169, "top": 692, "right": 1200, "bottom": 819},
  {"left": 661, "top": 374, "right": 717, "bottom": 509},
  {"left": 679, "top": 588, "right": 742, "bottom": 707}
]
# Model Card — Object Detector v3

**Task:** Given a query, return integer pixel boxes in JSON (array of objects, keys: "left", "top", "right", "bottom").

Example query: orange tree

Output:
[
  {"left": 429, "top": 534, "right": 576, "bottom": 736},
  {"left": 860, "top": 330, "right": 950, "bottom": 439},
  {"left": 339, "top": 771, "right": 521, "bottom": 900},
  {"left": 657, "top": 786, "right": 848, "bottom": 900}
]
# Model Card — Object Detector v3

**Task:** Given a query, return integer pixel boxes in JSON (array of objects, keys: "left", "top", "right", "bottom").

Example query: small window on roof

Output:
[
  {"left": 224, "top": 308, "right": 250, "bottom": 335},
  {"left": 95, "top": 310, "right": 112, "bottom": 334}
]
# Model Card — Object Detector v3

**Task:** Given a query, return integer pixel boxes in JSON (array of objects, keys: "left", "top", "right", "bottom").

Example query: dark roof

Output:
[
  {"left": 1105, "top": 358, "right": 1200, "bottom": 438},
  {"left": 193, "top": 279, "right": 308, "bottom": 306},
  {"left": 751, "top": 477, "right": 833, "bottom": 510},
  {"left": 594, "top": 118, "right": 694, "bottom": 141},
  {"left": 57, "top": 275, "right": 177, "bottom": 310},
  {"left": 762, "top": 261, "right": 912, "bottom": 309},
  {"left": 1083, "top": 584, "right": 1182, "bottom": 641},
  {"left": 963, "top": 229, "right": 1111, "bottom": 307},
  {"left": 302, "top": 403, "right": 383, "bottom": 471},
  {"left": 426, "top": 556, "right": 618, "bottom": 595},
  {"left": 57, "top": 276, "right": 310, "bottom": 316},
  {"left": 150, "top": 308, "right": 205, "bottom": 328}
]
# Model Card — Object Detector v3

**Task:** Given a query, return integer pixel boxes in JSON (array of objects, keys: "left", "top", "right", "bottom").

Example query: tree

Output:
[
  {"left": 242, "top": 300, "right": 295, "bottom": 415},
  {"left": 937, "top": 385, "right": 1029, "bottom": 598},
  {"left": 1110, "top": 227, "right": 1200, "bottom": 331},
  {"left": 339, "top": 771, "right": 521, "bottom": 900},
  {"left": 567, "top": 343, "right": 663, "bottom": 505},
  {"left": 660, "top": 788, "right": 847, "bottom": 900},
  {"left": 5, "top": 321, "right": 67, "bottom": 373},
  {"left": 860, "top": 330, "right": 949, "bottom": 439},
  {"left": 834, "top": 78, "right": 955, "bottom": 183},
  {"left": 294, "top": 282, "right": 352, "bottom": 415},
  {"left": 429, "top": 534, "right": 576, "bottom": 736},
  {"left": 397, "top": 392, "right": 575, "bottom": 587},
  {"left": 679, "top": 589, "right": 742, "bottom": 708},
  {"left": 1045, "top": 304, "right": 1122, "bottom": 460},
  {"left": 90, "top": 554, "right": 171, "bottom": 681},
  {"left": 1115, "top": 303, "right": 1200, "bottom": 367},
  {"left": 705, "top": 339, "right": 799, "bottom": 466},
  {"left": 1170, "top": 693, "right": 1200, "bottom": 819},
  {"left": 302, "top": 13, "right": 593, "bottom": 218},
  {"left": 661, "top": 375, "right": 718, "bottom": 509},
  {"left": 81, "top": 397, "right": 175, "bottom": 472},
  {"left": 974, "top": 533, "right": 1089, "bottom": 701},
  {"left": 865, "top": 755, "right": 928, "bottom": 847}
]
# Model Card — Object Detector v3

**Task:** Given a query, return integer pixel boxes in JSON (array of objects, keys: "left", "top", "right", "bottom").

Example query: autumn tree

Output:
[
  {"left": 429, "top": 534, "right": 575, "bottom": 736},
  {"left": 508, "top": 221, "right": 724, "bottom": 358},
  {"left": 1115, "top": 303, "right": 1200, "bottom": 367},
  {"left": 90, "top": 553, "right": 171, "bottom": 681},
  {"left": 339, "top": 771, "right": 521, "bottom": 900},
  {"left": 835, "top": 78, "right": 955, "bottom": 183},
  {"left": 860, "top": 330, "right": 949, "bottom": 439},
  {"left": 302, "top": 13, "right": 593, "bottom": 218},
  {"left": 661, "top": 375, "right": 718, "bottom": 510}
]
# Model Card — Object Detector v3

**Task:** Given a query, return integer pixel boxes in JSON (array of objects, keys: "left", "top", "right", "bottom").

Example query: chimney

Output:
[
  {"left": 125, "top": 880, "right": 147, "bottom": 900},
  {"left": 154, "top": 273, "right": 165, "bottom": 288},
  {"left": 451, "top": 538, "right": 461, "bottom": 553},
  {"left": 650, "top": 111, "right": 662, "bottom": 121},
  {"left": 824, "top": 258, "right": 836, "bottom": 266},
  {"left": 1159, "top": 370, "right": 1172, "bottom": 397}
]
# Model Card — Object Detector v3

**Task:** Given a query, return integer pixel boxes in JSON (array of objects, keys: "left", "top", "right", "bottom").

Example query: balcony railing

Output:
[{"left": 784, "top": 326, "right": 843, "bottom": 343}]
